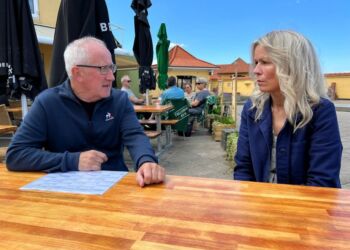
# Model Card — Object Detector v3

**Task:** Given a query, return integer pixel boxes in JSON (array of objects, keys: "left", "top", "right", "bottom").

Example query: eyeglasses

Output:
[
  {"left": 127, "top": 80, "right": 132, "bottom": 83},
  {"left": 196, "top": 82, "right": 202, "bottom": 85},
  {"left": 76, "top": 64, "right": 117, "bottom": 74}
]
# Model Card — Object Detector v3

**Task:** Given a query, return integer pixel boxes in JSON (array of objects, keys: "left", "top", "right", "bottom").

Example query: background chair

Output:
[
  {"left": 0, "top": 104, "right": 15, "bottom": 162},
  {"left": 162, "top": 98, "right": 190, "bottom": 136}
]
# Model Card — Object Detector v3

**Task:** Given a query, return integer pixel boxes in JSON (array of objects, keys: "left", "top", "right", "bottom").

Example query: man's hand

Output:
[
  {"left": 136, "top": 162, "right": 165, "bottom": 187},
  {"left": 78, "top": 150, "right": 108, "bottom": 171}
]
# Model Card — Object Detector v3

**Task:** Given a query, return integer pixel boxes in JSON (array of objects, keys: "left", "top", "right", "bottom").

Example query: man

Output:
[
  {"left": 185, "top": 77, "right": 211, "bottom": 136},
  {"left": 120, "top": 75, "right": 144, "bottom": 105},
  {"left": 189, "top": 77, "right": 210, "bottom": 115},
  {"left": 6, "top": 37, "right": 165, "bottom": 187},
  {"left": 160, "top": 76, "right": 184, "bottom": 104}
]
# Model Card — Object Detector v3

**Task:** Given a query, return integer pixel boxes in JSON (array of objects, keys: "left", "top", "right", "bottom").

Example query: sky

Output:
[{"left": 105, "top": 0, "right": 350, "bottom": 73}]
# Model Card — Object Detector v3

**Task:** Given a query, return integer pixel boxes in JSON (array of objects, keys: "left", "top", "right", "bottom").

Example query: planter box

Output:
[
  {"left": 221, "top": 128, "right": 236, "bottom": 149},
  {"left": 212, "top": 124, "right": 235, "bottom": 141}
]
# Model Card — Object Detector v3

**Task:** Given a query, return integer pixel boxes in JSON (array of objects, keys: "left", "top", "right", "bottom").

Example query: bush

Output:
[{"left": 226, "top": 132, "right": 238, "bottom": 161}]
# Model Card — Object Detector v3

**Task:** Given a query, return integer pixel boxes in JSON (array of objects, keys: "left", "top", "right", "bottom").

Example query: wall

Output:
[
  {"left": 325, "top": 75, "right": 350, "bottom": 99},
  {"left": 34, "top": 0, "right": 61, "bottom": 27},
  {"left": 38, "top": 44, "right": 53, "bottom": 83}
]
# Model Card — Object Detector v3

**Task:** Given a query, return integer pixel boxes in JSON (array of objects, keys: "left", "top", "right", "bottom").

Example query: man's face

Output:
[
  {"left": 196, "top": 82, "right": 204, "bottom": 90},
  {"left": 123, "top": 78, "right": 131, "bottom": 88},
  {"left": 72, "top": 42, "right": 115, "bottom": 102}
]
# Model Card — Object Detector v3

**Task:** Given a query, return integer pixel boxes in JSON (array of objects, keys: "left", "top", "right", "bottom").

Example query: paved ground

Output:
[{"left": 135, "top": 101, "right": 350, "bottom": 189}]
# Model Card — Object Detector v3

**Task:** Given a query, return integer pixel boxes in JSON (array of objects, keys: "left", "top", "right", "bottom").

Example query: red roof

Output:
[
  {"left": 210, "top": 58, "right": 250, "bottom": 80},
  {"left": 325, "top": 72, "right": 350, "bottom": 77},
  {"left": 167, "top": 45, "right": 217, "bottom": 68}
]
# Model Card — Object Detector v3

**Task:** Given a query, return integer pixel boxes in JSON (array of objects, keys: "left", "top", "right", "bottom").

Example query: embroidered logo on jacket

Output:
[{"left": 105, "top": 112, "right": 114, "bottom": 121}]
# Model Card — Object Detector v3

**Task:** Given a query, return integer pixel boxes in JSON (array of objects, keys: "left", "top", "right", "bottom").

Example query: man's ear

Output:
[{"left": 71, "top": 66, "right": 82, "bottom": 80}]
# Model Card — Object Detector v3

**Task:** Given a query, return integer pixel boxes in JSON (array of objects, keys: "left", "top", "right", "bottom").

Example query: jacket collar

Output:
[{"left": 248, "top": 98, "right": 272, "bottom": 151}]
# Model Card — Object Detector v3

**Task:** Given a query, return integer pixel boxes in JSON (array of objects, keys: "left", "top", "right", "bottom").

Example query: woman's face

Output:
[
  {"left": 184, "top": 85, "right": 192, "bottom": 93},
  {"left": 253, "top": 44, "right": 280, "bottom": 95}
]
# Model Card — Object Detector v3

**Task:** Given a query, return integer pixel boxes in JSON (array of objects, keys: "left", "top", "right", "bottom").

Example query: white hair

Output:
[
  {"left": 63, "top": 36, "right": 108, "bottom": 78},
  {"left": 250, "top": 30, "right": 327, "bottom": 131},
  {"left": 121, "top": 75, "right": 130, "bottom": 83}
]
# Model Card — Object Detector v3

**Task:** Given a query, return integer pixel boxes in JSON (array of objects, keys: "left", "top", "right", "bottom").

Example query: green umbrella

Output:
[{"left": 156, "top": 23, "right": 170, "bottom": 90}]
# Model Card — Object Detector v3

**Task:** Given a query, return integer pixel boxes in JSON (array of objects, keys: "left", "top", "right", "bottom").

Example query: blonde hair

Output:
[{"left": 250, "top": 30, "right": 327, "bottom": 131}]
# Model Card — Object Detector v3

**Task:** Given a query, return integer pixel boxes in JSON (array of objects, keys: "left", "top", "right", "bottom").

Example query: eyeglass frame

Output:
[{"left": 76, "top": 64, "right": 117, "bottom": 74}]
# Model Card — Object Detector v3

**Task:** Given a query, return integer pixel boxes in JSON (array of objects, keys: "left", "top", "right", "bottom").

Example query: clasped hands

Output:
[{"left": 78, "top": 150, "right": 165, "bottom": 187}]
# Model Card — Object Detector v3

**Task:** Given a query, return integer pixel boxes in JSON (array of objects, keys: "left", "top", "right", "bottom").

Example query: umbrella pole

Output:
[
  {"left": 21, "top": 94, "right": 28, "bottom": 119},
  {"left": 146, "top": 89, "right": 150, "bottom": 105}
]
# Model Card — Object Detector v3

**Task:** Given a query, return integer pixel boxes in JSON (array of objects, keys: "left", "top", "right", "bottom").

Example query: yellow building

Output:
[{"left": 325, "top": 73, "right": 350, "bottom": 99}]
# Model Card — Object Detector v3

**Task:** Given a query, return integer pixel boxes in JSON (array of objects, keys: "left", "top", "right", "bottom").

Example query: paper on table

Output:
[{"left": 20, "top": 171, "right": 128, "bottom": 195}]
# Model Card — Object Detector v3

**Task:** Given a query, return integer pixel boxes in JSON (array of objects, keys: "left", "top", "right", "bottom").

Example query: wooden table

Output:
[
  {"left": 6, "top": 107, "right": 23, "bottom": 113},
  {"left": 1, "top": 165, "right": 349, "bottom": 249},
  {"left": 0, "top": 124, "right": 17, "bottom": 134},
  {"left": 134, "top": 105, "right": 173, "bottom": 154}
]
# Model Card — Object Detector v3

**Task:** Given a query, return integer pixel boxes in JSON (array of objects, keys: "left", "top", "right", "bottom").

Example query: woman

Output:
[
  {"left": 184, "top": 83, "right": 195, "bottom": 104},
  {"left": 234, "top": 30, "right": 342, "bottom": 188}
]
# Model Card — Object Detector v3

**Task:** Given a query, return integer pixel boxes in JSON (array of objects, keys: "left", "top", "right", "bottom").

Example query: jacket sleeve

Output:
[
  {"left": 6, "top": 99, "right": 80, "bottom": 172},
  {"left": 119, "top": 98, "right": 158, "bottom": 170},
  {"left": 234, "top": 101, "right": 256, "bottom": 181},
  {"left": 307, "top": 100, "right": 342, "bottom": 188}
]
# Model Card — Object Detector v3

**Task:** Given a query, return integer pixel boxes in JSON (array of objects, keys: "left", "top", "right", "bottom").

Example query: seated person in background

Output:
[
  {"left": 234, "top": 30, "right": 342, "bottom": 188},
  {"left": 121, "top": 75, "right": 144, "bottom": 105},
  {"left": 184, "top": 83, "right": 195, "bottom": 104},
  {"left": 188, "top": 77, "right": 210, "bottom": 116},
  {"left": 160, "top": 76, "right": 184, "bottom": 104},
  {"left": 6, "top": 36, "right": 165, "bottom": 187},
  {"left": 185, "top": 77, "right": 211, "bottom": 136}
]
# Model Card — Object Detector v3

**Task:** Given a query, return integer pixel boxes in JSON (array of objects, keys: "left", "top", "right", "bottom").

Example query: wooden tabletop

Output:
[
  {"left": 0, "top": 124, "right": 17, "bottom": 134},
  {"left": 1, "top": 165, "right": 350, "bottom": 249},
  {"left": 6, "top": 107, "right": 23, "bottom": 113},
  {"left": 133, "top": 104, "right": 173, "bottom": 113}
]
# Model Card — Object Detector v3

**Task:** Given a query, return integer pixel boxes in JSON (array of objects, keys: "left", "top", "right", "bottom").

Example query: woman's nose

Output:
[{"left": 253, "top": 64, "right": 261, "bottom": 75}]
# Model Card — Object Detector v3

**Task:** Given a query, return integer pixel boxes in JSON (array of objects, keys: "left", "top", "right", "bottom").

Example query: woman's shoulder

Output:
[{"left": 313, "top": 97, "right": 336, "bottom": 113}]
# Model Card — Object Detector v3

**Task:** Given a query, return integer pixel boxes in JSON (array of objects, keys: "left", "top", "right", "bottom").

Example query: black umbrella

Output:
[
  {"left": 50, "top": 0, "right": 118, "bottom": 87},
  {"left": 0, "top": 0, "right": 47, "bottom": 110},
  {"left": 131, "top": 0, "right": 156, "bottom": 95}
]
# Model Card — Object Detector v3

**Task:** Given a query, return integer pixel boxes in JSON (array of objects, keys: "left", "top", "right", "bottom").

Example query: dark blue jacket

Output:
[
  {"left": 6, "top": 80, "right": 157, "bottom": 172},
  {"left": 234, "top": 98, "right": 342, "bottom": 188}
]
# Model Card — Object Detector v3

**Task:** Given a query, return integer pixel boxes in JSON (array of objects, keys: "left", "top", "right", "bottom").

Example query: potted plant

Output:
[{"left": 212, "top": 116, "right": 235, "bottom": 141}]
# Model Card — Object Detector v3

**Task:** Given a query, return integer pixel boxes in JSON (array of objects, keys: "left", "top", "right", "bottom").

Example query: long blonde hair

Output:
[{"left": 250, "top": 30, "right": 328, "bottom": 131}]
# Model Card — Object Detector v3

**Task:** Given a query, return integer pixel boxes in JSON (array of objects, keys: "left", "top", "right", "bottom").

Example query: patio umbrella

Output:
[
  {"left": 50, "top": 0, "right": 117, "bottom": 87},
  {"left": 0, "top": 0, "right": 47, "bottom": 117},
  {"left": 156, "top": 23, "right": 170, "bottom": 90},
  {"left": 131, "top": 0, "right": 156, "bottom": 97}
]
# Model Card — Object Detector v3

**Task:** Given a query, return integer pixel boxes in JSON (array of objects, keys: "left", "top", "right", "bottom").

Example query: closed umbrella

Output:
[
  {"left": 131, "top": 0, "right": 156, "bottom": 102},
  {"left": 50, "top": 0, "right": 117, "bottom": 87},
  {"left": 0, "top": 0, "right": 47, "bottom": 118},
  {"left": 156, "top": 23, "right": 170, "bottom": 90}
]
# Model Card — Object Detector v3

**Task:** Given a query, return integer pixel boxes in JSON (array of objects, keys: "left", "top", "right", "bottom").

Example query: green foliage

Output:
[
  {"left": 212, "top": 105, "right": 221, "bottom": 115},
  {"left": 226, "top": 132, "right": 239, "bottom": 161},
  {"left": 214, "top": 116, "right": 235, "bottom": 125}
]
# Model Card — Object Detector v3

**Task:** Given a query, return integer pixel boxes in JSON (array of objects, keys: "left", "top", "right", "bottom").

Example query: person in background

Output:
[
  {"left": 234, "top": 30, "right": 342, "bottom": 188},
  {"left": 185, "top": 77, "right": 211, "bottom": 136},
  {"left": 160, "top": 76, "right": 184, "bottom": 104},
  {"left": 121, "top": 75, "right": 144, "bottom": 105},
  {"left": 184, "top": 83, "right": 195, "bottom": 104},
  {"left": 6, "top": 36, "right": 165, "bottom": 187}
]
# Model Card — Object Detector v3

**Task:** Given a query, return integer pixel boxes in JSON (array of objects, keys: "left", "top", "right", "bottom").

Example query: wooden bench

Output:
[
  {"left": 139, "top": 119, "right": 179, "bottom": 126},
  {"left": 144, "top": 131, "right": 162, "bottom": 139}
]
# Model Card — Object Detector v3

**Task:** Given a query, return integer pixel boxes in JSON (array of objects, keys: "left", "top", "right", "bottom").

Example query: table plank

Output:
[
  {"left": 0, "top": 124, "right": 17, "bottom": 134},
  {"left": 1, "top": 165, "right": 350, "bottom": 249}
]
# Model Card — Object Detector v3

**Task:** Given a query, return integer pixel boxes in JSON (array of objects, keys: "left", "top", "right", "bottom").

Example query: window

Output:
[{"left": 28, "top": 0, "right": 39, "bottom": 18}]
